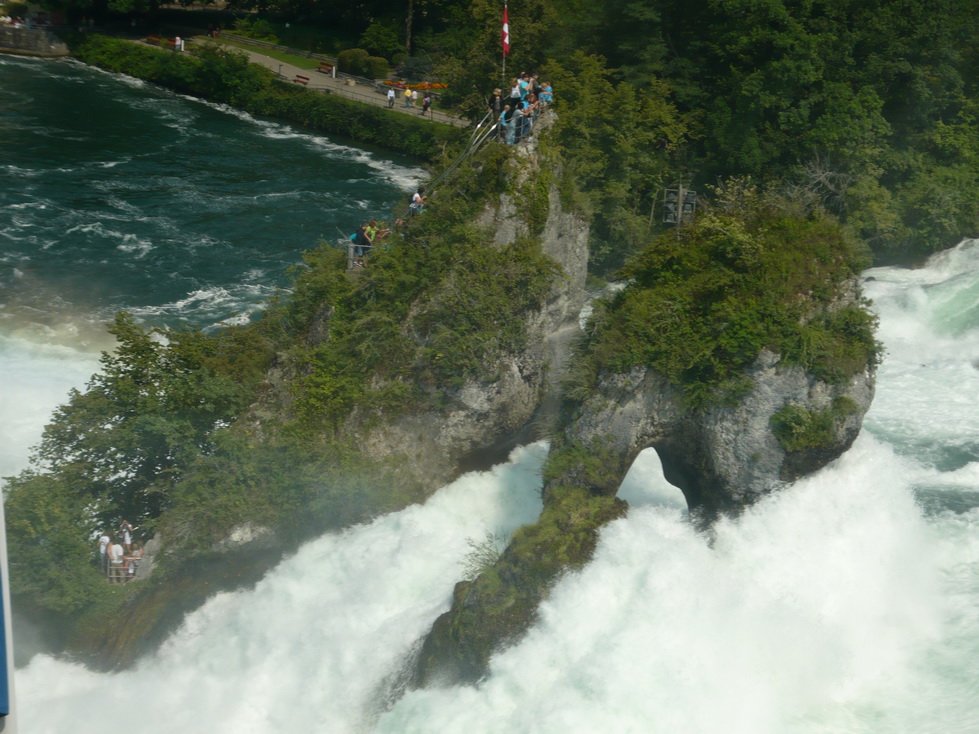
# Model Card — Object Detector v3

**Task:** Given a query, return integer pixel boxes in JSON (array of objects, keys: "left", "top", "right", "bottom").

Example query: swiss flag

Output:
[{"left": 502, "top": 4, "right": 510, "bottom": 56}]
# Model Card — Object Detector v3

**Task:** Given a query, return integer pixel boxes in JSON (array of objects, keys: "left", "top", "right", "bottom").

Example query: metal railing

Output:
[{"left": 427, "top": 110, "right": 499, "bottom": 192}]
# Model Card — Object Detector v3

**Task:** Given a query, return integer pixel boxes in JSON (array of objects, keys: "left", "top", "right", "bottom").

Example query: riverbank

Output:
[
  {"left": 70, "top": 33, "right": 464, "bottom": 161},
  {"left": 196, "top": 35, "right": 469, "bottom": 129}
]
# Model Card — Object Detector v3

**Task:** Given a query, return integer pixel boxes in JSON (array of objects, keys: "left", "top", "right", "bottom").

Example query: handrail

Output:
[
  {"left": 427, "top": 111, "right": 498, "bottom": 192},
  {"left": 340, "top": 109, "right": 502, "bottom": 269}
]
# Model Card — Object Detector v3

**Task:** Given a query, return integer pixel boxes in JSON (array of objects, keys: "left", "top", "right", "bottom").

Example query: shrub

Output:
[
  {"left": 770, "top": 398, "right": 859, "bottom": 452},
  {"left": 359, "top": 21, "right": 402, "bottom": 61},
  {"left": 569, "top": 183, "right": 880, "bottom": 407},
  {"left": 337, "top": 48, "right": 370, "bottom": 76},
  {"left": 233, "top": 17, "right": 278, "bottom": 43},
  {"left": 367, "top": 55, "right": 389, "bottom": 80}
]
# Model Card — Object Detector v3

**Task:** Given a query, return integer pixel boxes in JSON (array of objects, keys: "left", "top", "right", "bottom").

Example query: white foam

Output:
[
  {"left": 863, "top": 238, "right": 979, "bottom": 463},
  {"left": 169, "top": 94, "right": 425, "bottom": 192},
  {"left": 127, "top": 284, "right": 276, "bottom": 330},
  {"left": 116, "top": 233, "right": 154, "bottom": 257},
  {"left": 380, "top": 436, "right": 954, "bottom": 734}
]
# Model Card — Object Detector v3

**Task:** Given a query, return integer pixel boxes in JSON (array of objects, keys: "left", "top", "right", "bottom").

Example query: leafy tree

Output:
[
  {"left": 30, "top": 313, "right": 265, "bottom": 529},
  {"left": 543, "top": 52, "right": 686, "bottom": 272},
  {"left": 359, "top": 20, "right": 403, "bottom": 60},
  {"left": 3, "top": 473, "right": 103, "bottom": 615}
]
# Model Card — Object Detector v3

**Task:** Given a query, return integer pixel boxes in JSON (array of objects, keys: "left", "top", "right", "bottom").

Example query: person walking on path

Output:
[
  {"left": 421, "top": 93, "right": 431, "bottom": 116},
  {"left": 387, "top": 87, "right": 396, "bottom": 108},
  {"left": 404, "top": 86, "right": 412, "bottom": 108}
]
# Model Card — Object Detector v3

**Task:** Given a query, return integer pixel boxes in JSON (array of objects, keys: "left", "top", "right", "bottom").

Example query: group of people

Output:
[
  {"left": 386, "top": 86, "right": 433, "bottom": 116},
  {"left": 489, "top": 72, "right": 553, "bottom": 145},
  {"left": 351, "top": 74, "right": 547, "bottom": 270},
  {"left": 97, "top": 520, "right": 143, "bottom": 583},
  {"left": 350, "top": 218, "right": 394, "bottom": 266}
]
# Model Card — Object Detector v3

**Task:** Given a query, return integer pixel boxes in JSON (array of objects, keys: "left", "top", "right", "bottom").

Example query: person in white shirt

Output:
[
  {"left": 98, "top": 531, "right": 111, "bottom": 576},
  {"left": 109, "top": 540, "right": 125, "bottom": 582}
]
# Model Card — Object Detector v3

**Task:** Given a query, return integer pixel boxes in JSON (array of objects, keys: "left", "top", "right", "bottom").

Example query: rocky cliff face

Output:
[
  {"left": 349, "top": 137, "right": 590, "bottom": 493},
  {"left": 566, "top": 345, "right": 875, "bottom": 516}
]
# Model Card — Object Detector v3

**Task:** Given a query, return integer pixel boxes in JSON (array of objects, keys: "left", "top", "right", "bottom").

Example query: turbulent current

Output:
[{"left": 4, "top": 55, "right": 979, "bottom": 734}]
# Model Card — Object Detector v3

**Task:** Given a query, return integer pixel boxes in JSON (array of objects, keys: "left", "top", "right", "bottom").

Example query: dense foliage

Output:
[
  {"left": 2, "top": 141, "right": 558, "bottom": 626},
  {"left": 283, "top": 143, "right": 558, "bottom": 427},
  {"left": 4, "top": 313, "right": 274, "bottom": 615},
  {"left": 52, "top": 0, "right": 979, "bottom": 261},
  {"left": 569, "top": 182, "right": 880, "bottom": 406}
]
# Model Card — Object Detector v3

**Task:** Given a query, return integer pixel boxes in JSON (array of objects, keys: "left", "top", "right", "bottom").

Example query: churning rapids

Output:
[{"left": 3, "top": 56, "right": 979, "bottom": 734}]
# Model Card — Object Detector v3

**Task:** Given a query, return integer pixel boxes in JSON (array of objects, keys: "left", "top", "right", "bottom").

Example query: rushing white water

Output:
[
  {"left": 0, "top": 333, "right": 101, "bottom": 479},
  {"left": 10, "top": 239, "right": 979, "bottom": 733}
]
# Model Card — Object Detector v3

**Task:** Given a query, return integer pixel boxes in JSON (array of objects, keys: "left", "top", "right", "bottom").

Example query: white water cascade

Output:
[{"left": 9, "top": 239, "right": 979, "bottom": 733}]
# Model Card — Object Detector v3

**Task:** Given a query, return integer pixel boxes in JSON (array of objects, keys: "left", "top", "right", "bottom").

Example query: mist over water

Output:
[
  {"left": 17, "top": 444, "right": 547, "bottom": 734},
  {"left": 0, "top": 334, "right": 99, "bottom": 478},
  {"left": 4, "top": 55, "right": 979, "bottom": 734}
]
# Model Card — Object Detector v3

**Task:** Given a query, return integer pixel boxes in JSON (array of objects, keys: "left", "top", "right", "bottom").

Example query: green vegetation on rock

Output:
[
  {"left": 771, "top": 397, "right": 860, "bottom": 453},
  {"left": 570, "top": 182, "right": 881, "bottom": 407},
  {"left": 11, "top": 0, "right": 976, "bottom": 670},
  {"left": 285, "top": 143, "right": 558, "bottom": 429}
]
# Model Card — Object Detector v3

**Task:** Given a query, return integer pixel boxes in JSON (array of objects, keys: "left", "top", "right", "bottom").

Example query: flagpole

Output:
[{"left": 502, "top": 2, "right": 509, "bottom": 88}]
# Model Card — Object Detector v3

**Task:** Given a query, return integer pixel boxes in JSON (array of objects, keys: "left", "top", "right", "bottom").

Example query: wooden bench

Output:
[
  {"left": 293, "top": 74, "right": 310, "bottom": 86},
  {"left": 316, "top": 62, "right": 334, "bottom": 75}
]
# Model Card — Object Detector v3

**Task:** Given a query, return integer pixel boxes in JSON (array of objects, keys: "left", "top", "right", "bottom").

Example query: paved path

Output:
[{"left": 193, "top": 38, "right": 471, "bottom": 129}]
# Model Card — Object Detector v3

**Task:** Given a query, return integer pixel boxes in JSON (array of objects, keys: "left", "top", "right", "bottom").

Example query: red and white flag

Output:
[{"left": 502, "top": 4, "right": 510, "bottom": 56}]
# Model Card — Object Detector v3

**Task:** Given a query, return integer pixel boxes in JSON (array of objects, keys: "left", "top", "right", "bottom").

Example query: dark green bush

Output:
[
  {"left": 366, "top": 56, "right": 389, "bottom": 80},
  {"left": 771, "top": 398, "right": 859, "bottom": 452},
  {"left": 337, "top": 48, "right": 370, "bottom": 76}
]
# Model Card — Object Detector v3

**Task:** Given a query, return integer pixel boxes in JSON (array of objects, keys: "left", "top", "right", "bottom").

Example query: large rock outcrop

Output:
[
  {"left": 412, "top": 277, "right": 877, "bottom": 686},
  {"left": 345, "top": 135, "right": 590, "bottom": 493},
  {"left": 566, "top": 346, "right": 874, "bottom": 516}
]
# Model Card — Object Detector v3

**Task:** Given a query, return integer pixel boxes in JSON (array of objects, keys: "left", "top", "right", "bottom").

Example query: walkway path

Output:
[{"left": 193, "top": 38, "right": 471, "bottom": 129}]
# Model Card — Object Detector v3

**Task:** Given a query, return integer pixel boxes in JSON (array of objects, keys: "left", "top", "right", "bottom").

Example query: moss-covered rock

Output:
[{"left": 413, "top": 486, "right": 626, "bottom": 685}]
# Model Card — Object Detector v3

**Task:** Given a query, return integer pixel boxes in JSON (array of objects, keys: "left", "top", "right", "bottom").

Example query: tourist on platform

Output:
[
  {"left": 108, "top": 538, "right": 125, "bottom": 583},
  {"left": 119, "top": 519, "right": 133, "bottom": 554},
  {"left": 409, "top": 187, "right": 426, "bottom": 215},
  {"left": 98, "top": 530, "right": 111, "bottom": 576},
  {"left": 488, "top": 88, "right": 503, "bottom": 118}
]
